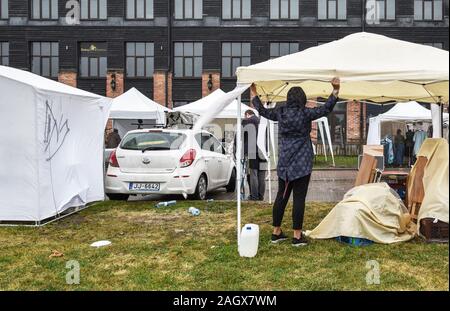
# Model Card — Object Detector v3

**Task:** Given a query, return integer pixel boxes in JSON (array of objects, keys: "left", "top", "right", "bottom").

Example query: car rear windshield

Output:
[{"left": 120, "top": 131, "right": 186, "bottom": 151}]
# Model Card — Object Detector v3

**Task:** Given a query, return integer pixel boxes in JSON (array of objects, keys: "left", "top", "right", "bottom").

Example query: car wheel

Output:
[
  {"left": 107, "top": 193, "right": 129, "bottom": 201},
  {"left": 191, "top": 174, "right": 207, "bottom": 200},
  {"left": 226, "top": 168, "right": 236, "bottom": 193}
]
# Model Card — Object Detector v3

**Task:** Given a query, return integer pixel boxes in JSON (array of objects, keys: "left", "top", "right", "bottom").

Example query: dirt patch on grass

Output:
[{"left": 117, "top": 210, "right": 183, "bottom": 225}]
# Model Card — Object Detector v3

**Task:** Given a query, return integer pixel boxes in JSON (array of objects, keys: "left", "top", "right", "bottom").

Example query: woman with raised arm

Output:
[{"left": 250, "top": 78, "right": 340, "bottom": 247}]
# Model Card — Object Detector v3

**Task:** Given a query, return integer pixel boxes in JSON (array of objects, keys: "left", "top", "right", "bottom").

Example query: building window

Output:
[
  {"left": 329, "top": 102, "right": 346, "bottom": 145},
  {"left": 318, "top": 0, "right": 346, "bottom": 20},
  {"left": 270, "top": 0, "right": 299, "bottom": 20},
  {"left": 173, "top": 101, "right": 190, "bottom": 108},
  {"left": 80, "top": 0, "right": 107, "bottom": 20},
  {"left": 0, "top": 0, "right": 8, "bottom": 19},
  {"left": 126, "top": 0, "right": 153, "bottom": 19},
  {"left": 222, "top": 42, "right": 250, "bottom": 78},
  {"left": 174, "top": 42, "right": 202, "bottom": 78},
  {"left": 423, "top": 42, "right": 443, "bottom": 49},
  {"left": 80, "top": 42, "right": 107, "bottom": 78},
  {"left": 126, "top": 42, "right": 154, "bottom": 78},
  {"left": 222, "top": 0, "right": 251, "bottom": 20},
  {"left": 174, "top": 0, "right": 203, "bottom": 19},
  {"left": 31, "top": 0, "right": 58, "bottom": 19},
  {"left": 270, "top": 42, "right": 299, "bottom": 59},
  {"left": 368, "top": 0, "right": 395, "bottom": 21},
  {"left": 31, "top": 42, "right": 59, "bottom": 78},
  {"left": 414, "top": 0, "right": 443, "bottom": 21},
  {"left": 0, "top": 42, "right": 8, "bottom": 66}
]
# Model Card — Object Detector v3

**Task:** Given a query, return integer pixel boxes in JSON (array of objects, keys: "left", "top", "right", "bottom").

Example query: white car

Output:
[{"left": 105, "top": 128, "right": 236, "bottom": 201}]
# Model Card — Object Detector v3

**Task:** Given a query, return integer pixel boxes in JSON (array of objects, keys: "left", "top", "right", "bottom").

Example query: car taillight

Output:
[
  {"left": 109, "top": 149, "right": 120, "bottom": 168},
  {"left": 179, "top": 149, "right": 196, "bottom": 168}
]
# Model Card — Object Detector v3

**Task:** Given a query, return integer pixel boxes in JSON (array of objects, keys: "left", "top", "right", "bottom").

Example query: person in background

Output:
[
  {"left": 251, "top": 77, "right": 340, "bottom": 247},
  {"left": 106, "top": 128, "right": 121, "bottom": 148},
  {"left": 236, "top": 110, "right": 267, "bottom": 201},
  {"left": 405, "top": 125, "right": 414, "bottom": 166},
  {"left": 394, "top": 129, "right": 405, "bottom": 167}
]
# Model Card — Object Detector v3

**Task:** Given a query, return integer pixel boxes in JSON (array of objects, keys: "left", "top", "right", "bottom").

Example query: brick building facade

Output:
[{"left": 0, "top": 0, "right": 448, "bottom": 147}]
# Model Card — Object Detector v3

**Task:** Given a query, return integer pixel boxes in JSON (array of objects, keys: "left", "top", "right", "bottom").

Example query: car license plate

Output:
[{"left": 129, "top": 182, "right": 160, "bottom": 192}]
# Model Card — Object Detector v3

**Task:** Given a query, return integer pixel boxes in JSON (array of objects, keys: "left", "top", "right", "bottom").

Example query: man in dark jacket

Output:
[{"left": 243, "top": 110, "right": 267, "bottom": 201}]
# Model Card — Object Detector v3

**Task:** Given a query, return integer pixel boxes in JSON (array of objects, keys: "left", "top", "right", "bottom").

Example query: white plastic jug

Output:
[{"left": 239, "top": 224, "right": 259, "bottom": 258}]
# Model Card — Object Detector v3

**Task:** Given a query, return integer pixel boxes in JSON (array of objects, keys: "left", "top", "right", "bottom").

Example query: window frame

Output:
[
  {"left": 371, "top": 0, "right": 396, "bottom": 21},
  {"left": 0, "top": 0, "right": 8, "bottom": 19},
  {"left": 0, "top": 42, "right": 9, "bottom": 66},
  {"left": 221, "top": 42, "right": 251, "bottom": 78},
  {"left": 174, "top": 0, "right": 203, "bottom": 20},
  {"left": 270, "top": 0, "right": 299, "bottom": 20},
  {"left": 269, "top": 42, "right": 299, "bottom": 59},
  {"left": 125, "top": 0, "right": 154, "bottom": 20},
  {"left": 222, "top": 0, "right": 252, "bottom": 20},
  {"left": 80, "top": 0, "right": 108, "bottom": 21},
  {"left": 125, "top": 42, "right": 155, "bottom": 78},
  {"left": 79, "top": 42, "right": 108, "bottom": 78},
  {"left": 318, "top": 0, "right": 347, "bottom": 20},
  {"left": 31, "top": 41, "right": 59, "bottom": 78},
  {"left": 30, "top": 0, "right": 59, "bottom": 20},
  {"left": 414, "top": 0, "right": 444, "bottom": 21},
  {"left": 173, "top": 42, "right": 203, "bottom": 78}
]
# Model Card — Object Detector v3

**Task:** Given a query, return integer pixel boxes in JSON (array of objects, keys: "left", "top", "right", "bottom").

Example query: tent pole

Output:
[
  {"left": 267, "top": 119, "right": 272, "bottom": 204},
  {"left": 440, "top": 101, "right": 444, "bottom": 138},
  {"left": 236, "top": 94, "right": 242, "bottom": 250}
]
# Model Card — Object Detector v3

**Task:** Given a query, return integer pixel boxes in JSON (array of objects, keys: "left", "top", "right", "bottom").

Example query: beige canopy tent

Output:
[
  {"left": 198, "top": 32, "right": 449, "bottom": 251},
  {"left": 236, "top": 32, "right": 449, "bottom": 104}
]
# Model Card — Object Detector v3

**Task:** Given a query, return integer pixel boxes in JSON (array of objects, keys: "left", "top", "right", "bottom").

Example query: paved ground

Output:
[{"left": 130, "top": 169, "right": 358, "bottom": 203}]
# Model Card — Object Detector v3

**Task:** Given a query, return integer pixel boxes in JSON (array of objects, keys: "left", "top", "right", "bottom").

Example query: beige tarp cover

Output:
[
  {"left": 236, "top": 32, "right": 449, "bottom": 103},
  {"left": 305, "top": 183, "right": 415, "bottom": 244},
  {"left": 409, "top": 139, "right": 449, "bottom": 233}
]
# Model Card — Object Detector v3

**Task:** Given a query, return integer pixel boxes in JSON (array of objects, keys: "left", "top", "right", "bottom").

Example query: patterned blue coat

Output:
[{"left": 252, "top": 94, "right": 338, "bottom": 182}]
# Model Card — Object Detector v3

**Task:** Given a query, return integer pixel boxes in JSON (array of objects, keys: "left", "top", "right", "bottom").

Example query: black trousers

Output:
[{"left": 272, "top": 174, "right": 311, "bottom": 230}]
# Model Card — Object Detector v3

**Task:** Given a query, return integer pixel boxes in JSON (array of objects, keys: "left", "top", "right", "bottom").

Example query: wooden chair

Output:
[
  {"left": 407, "top": 156, "right": 428, "bottom": 222},
  {"left": 355, "top": 153, "right": 378, "bottom": 187}
]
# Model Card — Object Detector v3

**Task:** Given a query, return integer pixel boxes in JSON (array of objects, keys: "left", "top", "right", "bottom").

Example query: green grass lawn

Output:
[
  {"left": 0, "top": 200, "right": 447, "bottom": 291},
  {"left": 314, "top": 155, "right": 358, "bottom": 169}
]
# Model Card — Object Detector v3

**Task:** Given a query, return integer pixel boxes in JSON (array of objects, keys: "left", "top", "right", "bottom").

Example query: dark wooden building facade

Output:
[{"left": 0, "top": 0, "right": 448, "bottom": 145}]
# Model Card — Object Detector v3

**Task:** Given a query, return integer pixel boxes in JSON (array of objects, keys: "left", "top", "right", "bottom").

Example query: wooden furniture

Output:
[
  {"left": 355, "top": 153, "right": 378, "bottom": 187},
  {"left": 406, "top": 156, "right": 428, "bottom": 222}
]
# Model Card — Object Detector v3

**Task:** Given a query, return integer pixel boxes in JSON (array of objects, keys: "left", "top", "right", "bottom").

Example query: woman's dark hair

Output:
[{"left": 287, "top": 86, "right": 307, "bottom": 108}]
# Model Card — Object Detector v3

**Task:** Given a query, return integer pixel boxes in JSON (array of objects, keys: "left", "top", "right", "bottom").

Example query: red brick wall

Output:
[
  {"left": 306, "top": 100, "right": 318, "bottom": 143},
  {"left": 346, "top": 100, "right": 362, "bottom": 144},
  {"left": 106, "top": 70, "right": 124, "bottom": 99},
  {"left": 202, "top": 72, "right": 220, "bottom": 97},
  {"left": 153, "top": 71, "right": 172, "bottom": 109},
  {"left": 58, "top": 70, "right": 77, "bottom": 88}
]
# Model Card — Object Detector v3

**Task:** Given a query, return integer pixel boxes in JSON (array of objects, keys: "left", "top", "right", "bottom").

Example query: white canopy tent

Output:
[
  {"left": 367, "top": 101, "right": 449, "bottom": 145},
  {"left": 110, "top": 87, "right": 170, "bottom": 137},
  {"left": 0, "top": 65, "right": 112, "bottom": 224},
  {"left": 174, "top": 89, "right": 256, "bottom": 118}
]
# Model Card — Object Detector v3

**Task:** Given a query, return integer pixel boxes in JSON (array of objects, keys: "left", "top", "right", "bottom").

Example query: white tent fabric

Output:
[
  {"left": 367, "top": 101, "right": 449, "bottom": 144},
  {"left": 174, "top": 89, "right": 256, "bottom": 118},
  {"left": 0, "top": 65, "right": 112, "bottom": 223},
  {"left": 110, "top": 87, "right": 170, "bottom": 137},
  {"left": 237, "top": 32, "right": 449, "bottom": 103}
]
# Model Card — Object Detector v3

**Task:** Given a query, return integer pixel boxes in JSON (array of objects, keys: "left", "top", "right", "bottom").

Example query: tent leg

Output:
[
  {"left": 441, "top": 102, "right": 444, "bottom": 138},
  {"left": 236, "top": 95, "right": 242, "bottom": 251},
  {"left": 267, "top": 120, "right": 272, "bottom": 204}
]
